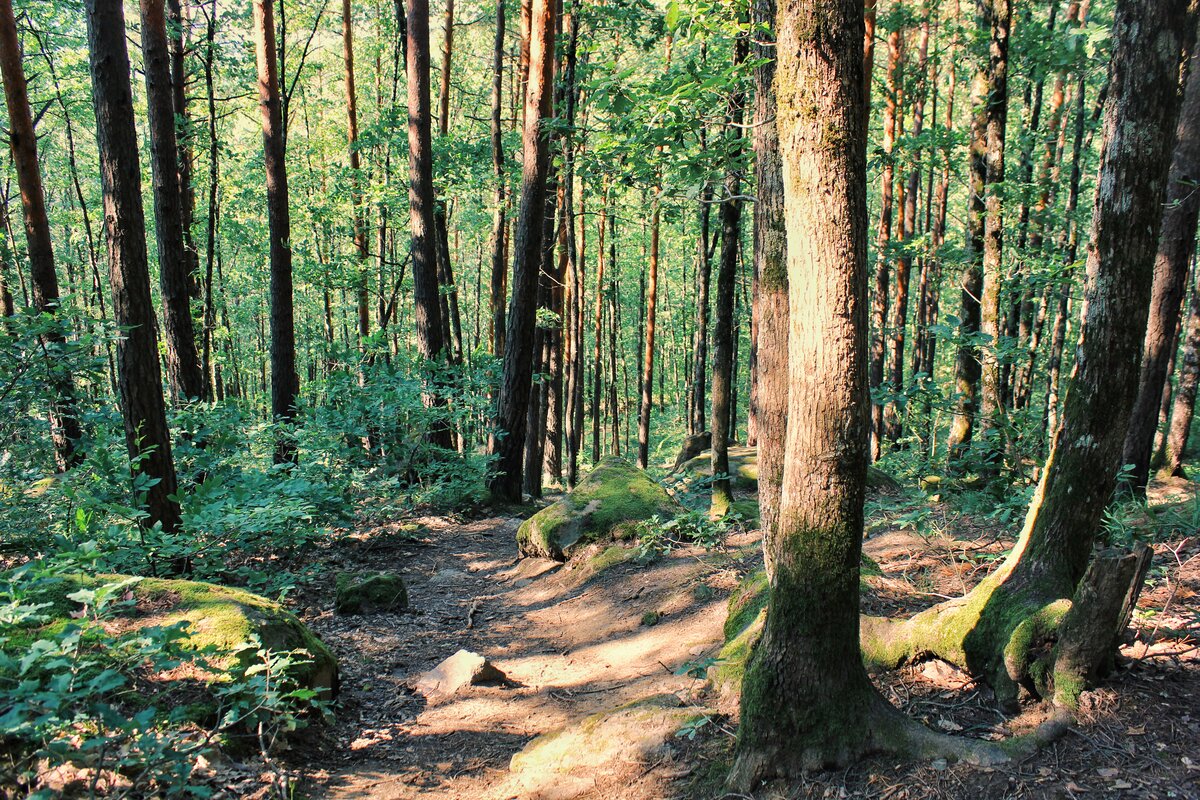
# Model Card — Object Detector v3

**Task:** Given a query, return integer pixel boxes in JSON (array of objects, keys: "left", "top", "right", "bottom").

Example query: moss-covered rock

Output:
[
  {"left": 24, "top": 573, "right": 337, "bottom": 697},
  {"left": 517, "top": 457, "right": 682, "bottom": 560},
  {"left": 678, "top": 446, "right": 759, "bottom": 491},
  {"left": 335, "top": 572, "right": 408, "bottom": 615}
]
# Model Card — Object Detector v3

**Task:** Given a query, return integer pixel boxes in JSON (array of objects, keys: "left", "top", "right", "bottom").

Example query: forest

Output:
[{"left": 1, "top": 0, "right": 1200, "bottom": 795}]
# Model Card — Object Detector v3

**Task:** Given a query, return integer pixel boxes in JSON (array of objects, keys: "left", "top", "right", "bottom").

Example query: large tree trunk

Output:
[
  {"left": 0, "top": 0, "right": 83, "bottom": 471},
  {"left": 488, "top": 0, "right": 555, "bottom": 501},
  {"left": 254, "top": 0, "right": 300, "bottom": 464},
  {"left": 865, "top": 0, "right": 1197, "bottom": 712},
  {"left": 1121, "top": 47, "right": 1200, "bottom": 494},
  {"left": 729, "top": 0, "right": 1000, "bottom": 783},
  {"left": 84, "top": 0, "right": 184, "bottom": 557},
  {"left": 140, "top": 0, "right": 204, "bottom": 404},
  {"left": 751, "top": 0, "right": 786, "bottom": 574},
  {"left": 710, "top": 33, "right": 747, "bottom": 518},
  {"left": 407, "top": 0, "right": 453, "bottom": 449}
]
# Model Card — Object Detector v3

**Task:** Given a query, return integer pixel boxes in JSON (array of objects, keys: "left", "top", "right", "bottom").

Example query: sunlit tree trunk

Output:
[{"left": 488, "top": 0, "right": 507, "bottom": 356}]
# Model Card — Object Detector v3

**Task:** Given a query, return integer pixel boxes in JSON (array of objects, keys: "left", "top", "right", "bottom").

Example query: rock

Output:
[
  {"left": 413, "top": 649, "right": 508, "bottom": 700},
  {"left": 506, "top": 694, "right": 703, "bottom": 800},
  {"left": 866, "top": 465, "right": 902, "bottom": 492},
  {"left": 517, "top": 457, "right": 682, "bottom": 560},
  {"left": 24, "top": 573, "right": 337, "bottom": 698},
  {"left": 677, "top": 446, "right": 759, "bottom": 491},
  {"left": 335, "top": 572, "right": 408, "bottom": 615},
  {"left": 670, "top": 431, "right": 712, "bottom": 471}
]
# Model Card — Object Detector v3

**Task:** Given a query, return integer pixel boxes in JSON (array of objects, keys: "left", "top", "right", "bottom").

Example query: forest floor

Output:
[{"left": 272, "top": 479, "right": 1200, "bottom": 800}]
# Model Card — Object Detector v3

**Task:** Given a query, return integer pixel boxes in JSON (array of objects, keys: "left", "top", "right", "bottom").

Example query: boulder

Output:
[
  {"left": 335, "top": 572, "right": 408, "bottom": 615},
  {"left": 670, "top": 431, "right": 712, "bottom": 471},
  {"left": 676, "top": 446, "right": 759, "bottom": 491},
  {"left": 517, "top": 457, "right": 682, "bottom": 560},
  {"left": 24, "top": 573, "right": 337, "bottom": 697},
  {"left": 413, "top": 649, "right": 508, "bottom": 701}
]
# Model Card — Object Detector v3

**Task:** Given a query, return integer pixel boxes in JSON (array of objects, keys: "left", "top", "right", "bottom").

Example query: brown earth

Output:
[{"left": 278, "top": 483, "right": 1200, "bottom": 800}]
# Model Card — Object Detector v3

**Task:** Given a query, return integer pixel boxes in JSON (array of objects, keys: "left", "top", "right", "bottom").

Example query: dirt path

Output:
[{"left": 293, "top": 515, "right": 747, "bottom": 799}]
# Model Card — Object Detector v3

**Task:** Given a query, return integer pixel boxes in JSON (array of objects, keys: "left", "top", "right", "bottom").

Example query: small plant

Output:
[{"left": 634, "top": 509, "right": 730, "bottom": 559}]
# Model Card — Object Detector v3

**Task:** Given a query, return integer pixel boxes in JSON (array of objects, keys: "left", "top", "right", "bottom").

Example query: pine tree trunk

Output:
[
  {"left": 438, "top": 0, "right": 453, "bottom": 136},
  {"left": 84, "top": 0, "right": 184, "bottom": 554},
  {"left": 141, "top": 0, "right": 204, "bottom": 402},
  {"left": 1162, "top": 262, "right": 1200, "bottom": 477},
  {"left": 591, "top": 184, "right": 608, "bottom": 464},
  {"left": 489, "top": 0, "right": 555, "bottom": 501},
  {"left": 489, "top": 0, "right": 507, "bottom": 357},
  {"left": 166, "top": 0, "right": 198, "bottom": 296},
  {"left": 254, "top": 0, "right": 300, "bottom": 463},
  {"left": 0, "top": 0, "right": 83, "bottom": 471},
  {"left": 1121, "top": 47, "right": 1200, "bottom": 493},
  {"left": 637, "top": 199, "right": 660, "bottom": 469}
]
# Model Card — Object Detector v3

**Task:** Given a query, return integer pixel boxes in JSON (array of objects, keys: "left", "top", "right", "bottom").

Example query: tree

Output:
[
  {"left": 253, "top": 0, "right": 300, "bottom": 463},
  {"left": 488, "top": 0, "right": 507, "bottom": 357},
  {"left": 1122, "top": 47, "right": 1200, "bottom": 494},
  {"left": 84, "top": 0, "right": 184, "bottom": 554},
  {"left": 710, "top": 32, "right": 746, "bottom": 518},
  {"left": 488, "top": 0, "right": 555, "bottom": 501},
  {"left": 140, "top": 0, "right": 205, "bottom": 403},
  {"left": 407, "top": 0, "right": 453, "bottom": 449},
  {"left": 729, "top": 0, "right": 1000, "bottom": 782},
  {"left": 864, "top": 0, "right": 1197, "bottom": 712},
  {"left": 0, "top": 0, "right": 83, "bottom": 471}
]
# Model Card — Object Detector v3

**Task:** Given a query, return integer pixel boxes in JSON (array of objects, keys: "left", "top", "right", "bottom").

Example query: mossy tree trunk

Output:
[
  {"left": 729, "top": 0, "right": 1005, "bottom": 785},
  {"left": 863, "top": 0, "right": 1198, "bottom": 710}
]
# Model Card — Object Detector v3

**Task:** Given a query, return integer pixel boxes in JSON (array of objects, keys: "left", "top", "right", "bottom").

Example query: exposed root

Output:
[{"left": 725, "top": 695, "right": 1010, "bottom": 792}]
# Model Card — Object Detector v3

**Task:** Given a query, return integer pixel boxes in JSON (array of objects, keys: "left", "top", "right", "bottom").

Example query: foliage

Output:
[{"left": 0, "top": 550, "right": 328, "bottom": 798}]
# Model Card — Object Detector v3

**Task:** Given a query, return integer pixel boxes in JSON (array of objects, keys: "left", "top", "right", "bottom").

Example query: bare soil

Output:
[{"left": 280, "top": 485, "right": 1200, "bottom": 800}]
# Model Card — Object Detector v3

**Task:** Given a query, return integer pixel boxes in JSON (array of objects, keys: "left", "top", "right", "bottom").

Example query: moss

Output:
[
  {"left": 709, "top": 607, "right": 765, "bottom": 705},
  {"left": 730, "top": 498, "right": 760, "bottom": 526},
  {"left": 334, "top": 572, "right": 408, "bottom": 615},
  {"left": 724, "top": 571, "right": 769, "bottom": 641},
  {"left": 22, "top": 573, "right": 337, "bottom": 696},
  {"left": 680, "top": 446, "right": 759, "bottom": 492},
  {"left": 640, "top": 611, "right": 661, "bottom": 627},
  {"left": 517, "top": 457, "right": 681, "bottom": 560}
]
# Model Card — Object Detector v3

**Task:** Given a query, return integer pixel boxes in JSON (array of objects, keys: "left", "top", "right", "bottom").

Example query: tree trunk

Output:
[
  {"left": 343, "top": 0, "right": 373, "bottom": 363},
  {"left": 1162, "top": 261, "right": 1200, "bottom": 477},
  {"left": 84, "top": 0, "right": 184, "bottom": 557},
  {"left": 406, "top": 0, "right": 453, "bottom": 449},
  {"left": 637, "top": 198, "right": 660, "bottom": 469},
  {"left": 869, "top": 22, "right": 901, "bottom": 461},
  {"left": 591, "top": 184, "right": 608, "bottom": 464},
  {"left": 690, "top": 171, "right": 713, "bottom": 437},
  {"left": 976, "top": 0, "right": 1012, "bottom": 466},
  {"left": 140, "top": 0, "right": 205, "bottom": 403},
  {"left": 751, "top": 0, "right": 786, "bottom": 574},
  {"left": 729, "top": 0, "right": 998, "bottom": 782},
  {"left": 489, "top": 0, "right": 507, "bottom": 356},
  {"left": 488, "top": 0, "right": 555, "bottom": 501},
  {"left": 1121, "top": 47, "right": 1200, "bottom": 494},
  {"left": 711, "top": 33, "right": 746, "bottom": 518},
  {"left": 438, "top": 0, "right": 453, "bottom": 136},
  {"left": 0, "top": 0, "right": 84, "bottom": 471},
  {"left": 254, "top": 0, "right": 300, "bottom": 463}
]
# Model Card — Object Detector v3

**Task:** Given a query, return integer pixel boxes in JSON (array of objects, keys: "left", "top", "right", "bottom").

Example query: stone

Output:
[
  {"left": 671, "top": 431, "right": 712, "bottom": 471},
  {"left": 335, "top": 572, "right": 408, "bottom": 615},
  {"left": 22, "top": 573, "right": 338, "bottom": 698},
  {"left": 413, "top": 649, "right": 508, "bottom": 701},
  {"left": 517, "top": 457, "right": 682, "bottom": 560}
]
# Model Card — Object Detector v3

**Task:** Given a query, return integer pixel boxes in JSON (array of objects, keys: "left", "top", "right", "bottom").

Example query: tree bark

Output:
[
  {"left": 1162, "top": 261, "right": 1200, "bottom": 477},
  {"left": 84, "top": 0, "right": 184, "bottom": 551},
  {"left": 711, "top": 33, "right": 746, "bottom": 518},
  {"left": 1121, "top": 47, "right": 1200, "bottom": 494},
  {"left": 488, "top": 0, "right": 507, "bottom": 357},
  {"left": 254, "top": 0, "right": 300, "bottom": 463},
  {"left": 637, "top": 198, "right": 660, "bottom": 469},
  {"left": 751, "top": 0, "right": 786, "bottom": 574},
  {"left": 0, "top": 0, "right": 83, "bottom": 471},
  {"left": 488, "top": 0, "right": 555, "bottom": 501},
  {"left": 140, "top": 0, "right": 204, "bottom": 403},
  {"left": 438, "top": 0, "right": 453, "bottom": 136}
]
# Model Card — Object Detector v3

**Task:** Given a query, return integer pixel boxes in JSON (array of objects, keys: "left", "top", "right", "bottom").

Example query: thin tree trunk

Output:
[
  {"left": 166, "top": 0, "right": 198, "bottom": 295},
  {"left": 0, "top": 0, "right": 83, "bottom": 470},
  {"left": 141, "top": 0, "right": 205, "bottom": 402},
  {"left": 711, "top": 32, "right": 747, "bottom": 517},
  {"left": 254, "top": 0, "right": 300, "bottom": 463},
  {"left": 1162, "top": 261, "right": 1200, "bottom": 476},
  {"left": 489, "top": 0, "right": 507, "bottom": 356}
]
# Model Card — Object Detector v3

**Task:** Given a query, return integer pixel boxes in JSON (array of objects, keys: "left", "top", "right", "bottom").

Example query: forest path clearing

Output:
[{"left": 293, "top": 512, "right": 747, "bottom": 799}]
